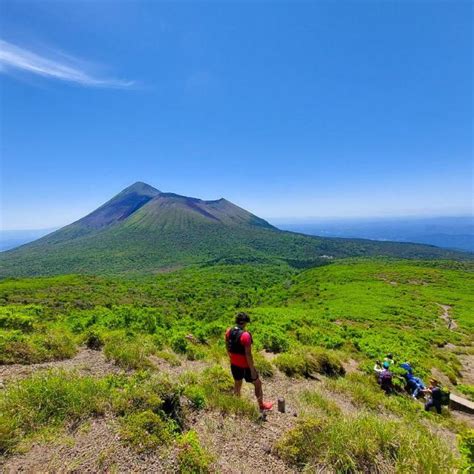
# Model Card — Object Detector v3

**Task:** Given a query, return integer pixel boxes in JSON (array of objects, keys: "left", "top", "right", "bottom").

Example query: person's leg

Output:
[
  {"left": 435, "top": 403, "right": 442, "bottom": 414},
  {"left": 425, "top": 400, "right": 434, "bottom": 411},
  {"left": 234, "top": 379, "right": 243, "bottom": 397},
  {"left": 253, "top": 377, "right": 263, "bottom": 404},
  {"left": 230, "top": 365, "right": 243, "bottom": 396}
]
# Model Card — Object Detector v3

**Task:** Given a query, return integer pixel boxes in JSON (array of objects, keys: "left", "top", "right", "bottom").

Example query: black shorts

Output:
[{"left": 231, "top": 365, "right": 258, "bottom": 382}]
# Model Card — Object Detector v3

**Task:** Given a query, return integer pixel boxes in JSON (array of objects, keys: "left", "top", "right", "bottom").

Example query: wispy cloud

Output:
[{"left": 0, "top": 39, "right": 134, "bottom": 88}]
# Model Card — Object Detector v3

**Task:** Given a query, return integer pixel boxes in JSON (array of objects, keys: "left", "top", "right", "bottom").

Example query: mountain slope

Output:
[{"left": 0, "top": 182, "right": 470, "bottom": 277}]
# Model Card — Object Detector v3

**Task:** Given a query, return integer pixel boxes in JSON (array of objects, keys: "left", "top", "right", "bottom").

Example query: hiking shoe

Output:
[{"left": 259, "top": 401, "right": 273, "bottom": 410}]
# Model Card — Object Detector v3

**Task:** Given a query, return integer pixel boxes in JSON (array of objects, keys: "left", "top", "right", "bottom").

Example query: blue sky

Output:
[{"left": 1, "top": 1, "right": 472, "bottom": 229}]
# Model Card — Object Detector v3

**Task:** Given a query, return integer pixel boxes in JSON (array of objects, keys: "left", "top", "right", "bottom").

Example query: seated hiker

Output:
[
  {"left": 384, "top": 353, "right": 395, "bottom": 365},
  {"left": 400, "top": 363, "right": 425, "bottom": 398},
  {"left": 374, "top": 361, "right": 394, "bottom": 394},
  {"left": 424, "top": 379, "right": 443, "bottom": 414},
  {"left": 225, "top": 312, "right": 273, "bottom": 411}
]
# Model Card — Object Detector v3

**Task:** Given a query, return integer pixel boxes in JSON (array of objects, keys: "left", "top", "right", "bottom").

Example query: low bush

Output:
[
  {"left": 103, "top": 333, "right": 153, "bottom": 370},
  {"left": 253, "top": 352, "right": 274, "bottom": 378},
  {"left": 299, "top": 390, "right": 342, "bottom": 416},
  {"left": 119, "top": 410, "right": 176, "bottom": 452},
  {"left": 0, "top": 328, "right": 76, "bottom": 365},
  {"left": 82, "top": 329, "right": 104, "bottom": 350},
  {"left": 183, "top": 385, "right": 206, "bottom": 410},
  {"left": 176, "top": 430, "right": 214, "bottom": 473},
  {"left": 258, "top": 328, "right": 289, "bottom": 353}
]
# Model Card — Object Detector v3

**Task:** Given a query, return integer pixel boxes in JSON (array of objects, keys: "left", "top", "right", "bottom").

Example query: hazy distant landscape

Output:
[
  {"left": 3, "top": 215, "right": 472, "bottom": 253},
  {"left": 273, "top": 216, "right": 474, "bottom": 253}
]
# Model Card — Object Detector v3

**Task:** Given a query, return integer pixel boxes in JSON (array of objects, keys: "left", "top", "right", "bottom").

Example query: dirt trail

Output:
[
  {"left": 436, "top": 303, "right": 458, "bottom": 330},
  {"left": 0, "top": 347, "right": 121, "bottom": 386}
]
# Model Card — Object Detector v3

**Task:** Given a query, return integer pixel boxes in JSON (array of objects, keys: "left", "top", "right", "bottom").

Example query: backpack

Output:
[
  {"left": 380, "top": 370, "right": 393, "bottom": 385},
  {"left": 226, "top": 327, "right": 252, "bottom": 354},
  {"left": 440, "top": 389, "right": 450, "bottom": 406}
]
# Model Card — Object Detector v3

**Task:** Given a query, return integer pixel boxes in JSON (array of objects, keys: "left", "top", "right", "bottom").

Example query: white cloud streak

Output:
[{"left": 0, "top": 39, "right": 134, "bottom": 88}]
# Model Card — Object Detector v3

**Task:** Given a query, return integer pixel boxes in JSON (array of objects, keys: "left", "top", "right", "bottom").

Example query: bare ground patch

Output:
[{"left": 0, "top": 348, "right": 121, "bottom": 386}]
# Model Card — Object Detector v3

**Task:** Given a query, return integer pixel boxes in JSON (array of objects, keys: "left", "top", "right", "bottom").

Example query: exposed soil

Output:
[
  {"left": 0, "top": 348, "right": 121, "bottom": 387},
  {"left": 458, "top": 352, "right": 474, "bottom": 385},
  {"left": 1, "top": 416, "right": 178, "bottom": 473},
  {"left": 436, "top": 303, "right": 458, "bottom": 330}
]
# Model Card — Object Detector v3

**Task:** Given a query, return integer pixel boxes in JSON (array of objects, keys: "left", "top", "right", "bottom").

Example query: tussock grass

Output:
[
  {"left": 176, "top": 430, "right": 214, "bottom": 473},
  {"left": 0, "top": 328, "right": 76, "bottom": 364},
  {"left": 155, "top": 349, "right": 182, "bottom": 367},
  {"left": 253, "top": 352, "right": 274, "bottom": 378},
  {"left": 119, "top": 410, "right": 176, "bottom": 452},
  {"left": 0, "top": 370, "right": 185, "bottom": 454},
  {"left": 276, "top": 412, "right": 457, "bottom": 472},
  {"left": 274, "top": 347, "right": 345, "bottom": 378},
  {"left": 0, "top": 370, "right": 109, "bottom": 452},
  {"left": 103, "top": 333, "right": 154, "bottom": 370},
  {"left": 299, "top": 390, "right": 342, "bottom": 416}
]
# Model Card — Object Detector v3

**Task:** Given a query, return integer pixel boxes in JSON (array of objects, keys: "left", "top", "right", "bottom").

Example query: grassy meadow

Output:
[{"left": 0, "top": 258, "right": 473, "bottom": 471}]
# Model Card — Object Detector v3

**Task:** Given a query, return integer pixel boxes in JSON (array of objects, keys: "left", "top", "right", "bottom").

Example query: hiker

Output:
[
  {"left": 384, "top": 353, "right": 395, "bottom": 366},
  {"left": 400, "top": 363, "right": 425, "bottom": 398},
  {"left": 225, "top": 312, "right": 273, "bottom": 411},
  {"left": 374, "top": 361, "right": 394, "bottom": 394},
  {"left": 424, "top": 379, "right": 443, "bottom": 414}
]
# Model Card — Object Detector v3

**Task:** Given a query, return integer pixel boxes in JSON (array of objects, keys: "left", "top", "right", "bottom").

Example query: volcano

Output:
[{"left": 0, "top": 182, "right": 467, "bottom": 277}]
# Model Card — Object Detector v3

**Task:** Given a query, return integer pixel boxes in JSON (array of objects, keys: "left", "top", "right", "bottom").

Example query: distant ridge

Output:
[{"left": 0, "top": 182, "right": 470, "bottom": 277}]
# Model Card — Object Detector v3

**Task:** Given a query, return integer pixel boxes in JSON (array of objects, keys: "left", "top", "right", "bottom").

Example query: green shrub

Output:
[
  {"left": 171, "top": 334, "right": 189, "bottom": 354},
  {"left": 0, "top": 328, "right": 76, "bottom": 364},
  {"left": 183, "top": 386, "right": 206, "bottom": 410},
  {"left": 119, "top": 410, "right": 176, "bottom": 452},
  {"left": 200, "top": 365, "right": 234, "bottom": 394},
  {"left": 300, "top": 390, "right": 342, "bottom": 416},
  {"left": 176, "top": 430, "right": 214, "bottom": 473},
  {"left": 258, "top": 328, "right": 289, "bottom": 353},
  {"left": 104, "top": 334, "right": 153, "bottom": 370},
  {"left": 198, "top": 365, "right": 258, "bottom": 418},
  {"left": 274, "top": 352, "right": 307, "bottom": 377},
  {"left": 459, "top": 429, "right": 474, "bottom": 472},
  {"left": 185, "top": 345, "right": 207, "bottom": 361},
  {"left": 457, "top": 384, "right": 474, "bottom": 402},
  {"left": 82, "top": 329, "right": 104, "bottom": 350},
  {"left": 254, "top": 352, "right": 274, "bottom": 378},
  {"left": 276, "top": 413, "right": 457, "bottom": 472}
]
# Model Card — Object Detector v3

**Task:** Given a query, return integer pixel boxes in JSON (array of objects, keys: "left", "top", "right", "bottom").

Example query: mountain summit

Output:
[{"left": 0, "top": 182, "right": 468, "bottom": 277}]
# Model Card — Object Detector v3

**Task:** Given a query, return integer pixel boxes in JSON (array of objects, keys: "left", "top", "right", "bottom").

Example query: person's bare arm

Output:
[{"left": 245, "top": 345, "right": 258, "bottom": 379}]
